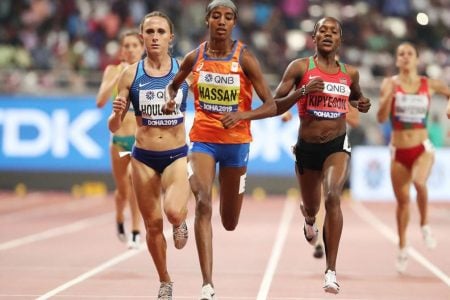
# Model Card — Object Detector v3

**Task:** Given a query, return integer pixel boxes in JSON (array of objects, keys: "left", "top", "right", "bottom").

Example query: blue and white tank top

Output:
[{"left": 129, "top": 57, "right": 188, "bottom": 126}]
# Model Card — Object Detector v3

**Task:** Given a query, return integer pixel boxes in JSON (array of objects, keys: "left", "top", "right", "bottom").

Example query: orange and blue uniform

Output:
[
  {"left": 189, "top": 40, "right": 253, "bottom": 167},
  {"left": 190, "top": 41, "right": 253, "bottom": 144}
]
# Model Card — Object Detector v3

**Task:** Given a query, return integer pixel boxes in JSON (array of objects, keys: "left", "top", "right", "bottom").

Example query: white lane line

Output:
[
  {"left": 0, "top": 196, "right": 110, "bottom": 224},
  {"left": 36, "top": 215, "right": 198, "bottom": 300},
  {"left": 257, "top": 196, "right": 297, "bottom": 300},
  {"left": 0, "top": 213, "right": 112, "bottom": 251},
  {"left": 350, "top": 201, "right": 450, "bottom": 287},
  {"left": 35, "top": 247, "right": 145, "bottom": 300}
]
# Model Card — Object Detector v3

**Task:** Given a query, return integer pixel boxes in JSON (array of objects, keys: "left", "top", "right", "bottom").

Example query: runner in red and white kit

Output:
[
  {"left": 377, "top": 42, "right": 450, "bottom": 274},
  {"left": 275, "top": 17, "right": 371, "bottom": 294}
]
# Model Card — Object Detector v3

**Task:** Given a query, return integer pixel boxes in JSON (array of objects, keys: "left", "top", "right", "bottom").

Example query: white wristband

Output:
[{"left": 300, "top": 85, "right": 307, "bottom": 96}]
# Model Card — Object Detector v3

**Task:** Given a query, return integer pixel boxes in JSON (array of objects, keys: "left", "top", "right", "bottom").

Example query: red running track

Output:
[{"left": 0, "top": 191, "right": 449, "bottom": 299}]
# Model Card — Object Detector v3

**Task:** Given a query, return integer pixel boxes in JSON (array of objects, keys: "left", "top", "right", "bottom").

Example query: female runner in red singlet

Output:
[
  {"left": 275, "top": 17, "right": 371, "bottom": 294},
  {"left": 377, "top": 42, "right": 450, "bottom": 274}
]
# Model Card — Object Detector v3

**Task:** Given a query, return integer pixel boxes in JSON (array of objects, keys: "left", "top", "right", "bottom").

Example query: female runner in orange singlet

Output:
[{"left": 163, "top": 1, "right": 276, "bottom": 298}]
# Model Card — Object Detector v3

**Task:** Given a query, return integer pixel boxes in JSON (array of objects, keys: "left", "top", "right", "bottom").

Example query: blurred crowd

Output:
[
  {"left": 1, "top": 0, "right": 450, "bottom": 94},
  {"left": 0, "top": 0, "right": 449, "bottom": 144}
]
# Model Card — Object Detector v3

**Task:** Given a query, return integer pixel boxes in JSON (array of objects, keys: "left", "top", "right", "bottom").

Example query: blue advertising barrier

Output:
[
  {"left": 0, "top": 95, "right": 112, "bottom": 172},
  {"left": 0, "top": 95, "right": 299, "bottom": 175}
]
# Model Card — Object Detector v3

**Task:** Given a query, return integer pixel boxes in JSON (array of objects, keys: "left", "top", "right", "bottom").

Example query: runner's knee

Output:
[
  {"left": 195, "top": 196, "right": 213, "bottom": 219},
  {"left": 324, "top": 190, "right": 341, "bottom": 211},
  {"left": 144, "top": 218, "right": 163, "bottom": 236},
  {"left": 164, "top": 205, "right": 186, "bottom": 225},
  {"left": 221, "top": 216, "right": 239, "bottom": 231},
  {"left": 413, "top": 180, "right": 427, "bottom": 191},
  {"left": 303, "top": 204, "right": 319, "bottom": 219}
]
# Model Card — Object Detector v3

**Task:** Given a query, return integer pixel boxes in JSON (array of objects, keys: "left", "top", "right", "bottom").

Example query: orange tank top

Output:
[
  {"left": 390, "top": 76, "right": 430, "bottom": 130},
  {"left": 189, "top": 41, "right": 253, "bottom": 143}
]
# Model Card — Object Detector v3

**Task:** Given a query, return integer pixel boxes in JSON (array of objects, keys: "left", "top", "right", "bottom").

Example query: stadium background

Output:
[{"left": 0, "top": 0, "right": 449, "bottom": 200}]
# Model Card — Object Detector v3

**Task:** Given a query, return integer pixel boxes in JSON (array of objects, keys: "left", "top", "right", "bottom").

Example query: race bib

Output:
[
  {"left": 138, "top": 88, "right": 184, "bottom": 126},
  {"left": 394, "top": 93, "right": 428, "bottom": 123},
  {"left": 197, "top": 71, "right": 240, "bottom": 113},
  {"left": 306, "top": 81, "right": 350, "bottom": 119}
]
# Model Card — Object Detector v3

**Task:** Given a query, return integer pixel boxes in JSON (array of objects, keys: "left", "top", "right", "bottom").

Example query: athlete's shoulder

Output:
[
  {"left": 102, "top": 63, "right": 122, "bottom": 77},
  {"left": 340, "top": 62, "right": 357, "bottom": 75},
  {"left": 382, "top": 75, "right": 397, "bottom": 84},
  {"left": 286, "top": 57, "right": 309, "bottom": 74},
  {"left": 123, "top": 60, "right": 140, "bottom": 76},
  {"left": 104, "top": 63, "right": 118, "bottom": 72},
  {"left": 340, "top": 63, "right": 361, "bottom": 83},
  {"left": 294, "top": 57, "right": 309, "bottom": 67},
  {"left": 380, "top": 75, "right": 397, "bottom": 92},
  {"left": 182, "top": 47, "right": 201, "bottom": 68},
  {"left": 238, "top": 41, "right": 252, "bottom": 58}
]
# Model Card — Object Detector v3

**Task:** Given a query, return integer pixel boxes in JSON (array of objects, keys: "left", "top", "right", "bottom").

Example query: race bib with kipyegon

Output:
[
  {"left": 394, "top": 93, "right": 428, "bottom": 124},
  {"left": 138, "top": 88, "right": 184, "bottom": 126},
  {"left": 306, "top": 81, "right": 351, "bottom": 119},
  {"left": 197, "top": 71, "right": 240, "bottom": 113}
]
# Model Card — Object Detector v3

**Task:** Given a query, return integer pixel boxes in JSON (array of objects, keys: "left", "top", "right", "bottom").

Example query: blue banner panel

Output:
[
  {"left": 0, "top": 95, "right": 299, "bottom": 175},
  {"left": 0, "top": 95, "right": 112, "bottom": 172}
]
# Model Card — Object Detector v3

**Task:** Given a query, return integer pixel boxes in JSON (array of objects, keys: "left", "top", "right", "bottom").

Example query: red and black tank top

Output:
[{"left": 297, "top": 56, "right": 352, "bottom": 119}]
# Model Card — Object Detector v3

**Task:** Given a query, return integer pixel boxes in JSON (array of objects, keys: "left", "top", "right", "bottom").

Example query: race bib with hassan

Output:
[{"left": 197, "top": 71, "right": 240, "bottom": 113}]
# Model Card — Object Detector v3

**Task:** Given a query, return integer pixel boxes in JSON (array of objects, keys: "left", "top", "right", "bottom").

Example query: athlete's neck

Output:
[
  {"left": 206, "top": 39, "right": 234, "bottom": 55},
  {"left": 314, "top": 55, "right": 338, "bottom": 67},
  {"left": 398, "top": 70, "right": 419, "bottom": 85},
  {"left": 145, "top": 54, "right": 171, "bottom": 77},
  {"left": 146, "top": 54, "right": 171, "bottom": 70}
]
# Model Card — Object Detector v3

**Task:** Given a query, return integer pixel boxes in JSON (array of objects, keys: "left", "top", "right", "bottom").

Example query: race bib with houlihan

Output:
[{"left": 138, "top": 88, "right": 184, "bottom": 126}]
